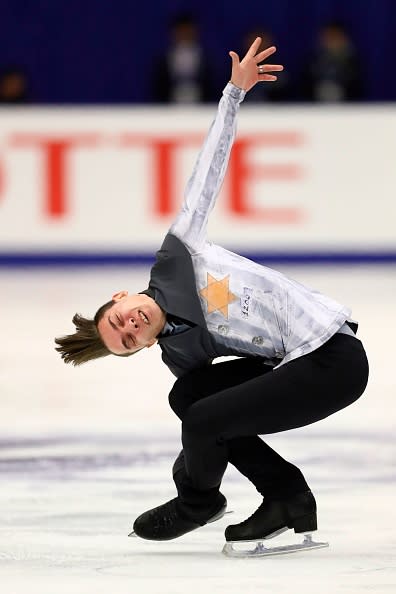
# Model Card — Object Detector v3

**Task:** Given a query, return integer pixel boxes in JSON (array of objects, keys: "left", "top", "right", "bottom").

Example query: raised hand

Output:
[{"left": 229, "top": 37, "right": 284, "bottom": 92}]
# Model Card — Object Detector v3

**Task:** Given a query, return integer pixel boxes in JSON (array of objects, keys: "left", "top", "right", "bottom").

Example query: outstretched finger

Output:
[
  {"left": 260, "top": 74, "right": 278, "bottom": 82},
  {"left": 245, "top": 36, "right": 262, "bottom": 58},
  {"left": 255, "top": 45, "right": 277, "bottom": 63},
  {"left": 260, "top": 64, "right": 284, "bottom": 72},
  {"left": 229, "top": 50, "right": 240, "bottom": 66}
]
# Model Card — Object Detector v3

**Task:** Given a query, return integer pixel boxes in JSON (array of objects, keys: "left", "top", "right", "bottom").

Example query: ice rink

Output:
[{"left": 1, "top": 265, "right": 395, "bottom": 594}]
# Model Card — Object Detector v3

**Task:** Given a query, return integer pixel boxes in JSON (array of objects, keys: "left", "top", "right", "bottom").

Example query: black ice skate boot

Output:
[
  {"left": 131, "top": 493, "right": 227, "bottom": 541},
  {"left": 225, "top": 491, "right": 317, "bottom": 543}
]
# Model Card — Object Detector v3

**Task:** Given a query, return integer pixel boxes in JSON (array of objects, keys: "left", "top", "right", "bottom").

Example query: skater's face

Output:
[{"left": 97, "top": 292, "right": 166, "bottom": 355}]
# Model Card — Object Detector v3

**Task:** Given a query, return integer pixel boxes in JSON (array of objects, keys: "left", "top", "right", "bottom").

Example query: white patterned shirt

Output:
[{"left": 169, "top": 82, "right": 354, "bottom": 368}]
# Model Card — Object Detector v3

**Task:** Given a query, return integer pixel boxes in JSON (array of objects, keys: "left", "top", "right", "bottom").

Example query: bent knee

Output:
[
  {"left": 168, "top": 375, "right": 194, "bottom": 417},
  {"left": 168, "top": 387, "right": 182, "bottom": 417}
]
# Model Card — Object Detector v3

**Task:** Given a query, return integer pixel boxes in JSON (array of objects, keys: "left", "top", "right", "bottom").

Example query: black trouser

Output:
[{"left": 168, "top": 333, "right": 369, "bottom": 507}]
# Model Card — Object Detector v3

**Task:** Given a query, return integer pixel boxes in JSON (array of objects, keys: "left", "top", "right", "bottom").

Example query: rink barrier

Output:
[
  {"left": 1, "top": 251, "right": 395, "bottom": 267},
  {"left": 1, "top": 109, "right": 395, "bottom": 256}
]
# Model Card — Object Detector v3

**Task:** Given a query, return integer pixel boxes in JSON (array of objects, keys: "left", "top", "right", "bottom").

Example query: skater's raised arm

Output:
[{"left": 169, "top": 38, "right": 283, "bottom": 253}]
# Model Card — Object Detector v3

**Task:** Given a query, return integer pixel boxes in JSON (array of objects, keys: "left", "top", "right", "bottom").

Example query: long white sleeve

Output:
[{"left": 169, "top": 82, "right": 245, "bottom": 252}]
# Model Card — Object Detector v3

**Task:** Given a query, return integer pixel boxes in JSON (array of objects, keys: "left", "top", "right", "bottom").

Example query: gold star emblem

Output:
[{"left": 199, "top": 273, "right": 238, "bottom": 319}]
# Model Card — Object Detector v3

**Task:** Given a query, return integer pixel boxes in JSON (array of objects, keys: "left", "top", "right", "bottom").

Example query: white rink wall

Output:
[{"left": 0, "top": 105, "right": 395, "bottom": 258}]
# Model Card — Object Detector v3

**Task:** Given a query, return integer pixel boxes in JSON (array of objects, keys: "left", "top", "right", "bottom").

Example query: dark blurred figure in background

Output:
[
  {"left": 0, "top": 67, "right": 29, "bottom": 104},
  {"left": 301, "top": 21, "right": 364, "bottom": 102},
  {"left": 241, "top": 29, "right": 291, "bottom": 103},
  {"left": 151, "top": 13, "right": 216, "bottom": 104}
]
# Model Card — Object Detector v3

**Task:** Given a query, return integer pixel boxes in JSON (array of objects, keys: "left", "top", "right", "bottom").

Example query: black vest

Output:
[{"left": 146, "top": 233, "right": 237, "bottom": 377}]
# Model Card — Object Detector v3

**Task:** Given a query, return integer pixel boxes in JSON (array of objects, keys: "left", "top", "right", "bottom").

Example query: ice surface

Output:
[{"left": 1, "top": 266, "right": 395, "bottom": 593}]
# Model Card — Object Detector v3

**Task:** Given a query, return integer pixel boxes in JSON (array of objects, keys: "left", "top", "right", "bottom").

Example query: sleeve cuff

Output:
[{"left": 223, "top": 82, "right": 246, "bottom": 103}]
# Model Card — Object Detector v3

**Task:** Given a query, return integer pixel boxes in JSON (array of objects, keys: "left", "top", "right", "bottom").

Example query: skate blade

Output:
[
  {"left": 128, "top": 511, "right": 233, "bottom": 538},
  {"left": 207, "top": 509, "right": 233, "bottom": 524},
  {"left": 222, "top": 533, "right": 329, "bottom": 558}
]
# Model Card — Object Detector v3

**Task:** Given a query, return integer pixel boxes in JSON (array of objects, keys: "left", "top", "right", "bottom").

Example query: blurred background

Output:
[
  {"left": 0, "top": 0, "right": 395, "bottom": 433},
  {"left": 0, "top": 0, "right": 395, "bottom": 104},
  {"left": 1, "top": 2, "right": 396, "bottom": 592},
  {"left": 1, "top": 0, "right": 396, "bottom": 263}
]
